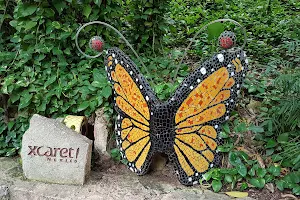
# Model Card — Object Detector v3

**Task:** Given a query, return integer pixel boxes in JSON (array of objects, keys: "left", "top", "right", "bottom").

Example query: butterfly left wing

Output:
[
  {"left": 104, "top": 48, "right": 158, "bottom": 174},
  {"left": 169, "top": 49, "right": 248, "bottom": 185}
]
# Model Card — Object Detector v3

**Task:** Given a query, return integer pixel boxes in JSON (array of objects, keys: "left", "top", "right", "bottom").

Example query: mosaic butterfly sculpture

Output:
[{"left": 76, "top": 20, "right": 248, "bottom": 186}]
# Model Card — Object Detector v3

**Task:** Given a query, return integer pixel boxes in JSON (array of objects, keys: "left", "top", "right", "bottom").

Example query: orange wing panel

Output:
[
  {"left": 126, "top": 128, "right": 149, "bottom": 143},
  {"left": 223, "top": 77, "right": 235, "bottom": 89},
  {"left": 201, "top": 135, "right": 217, "bottom": 150},
  {"left": 136, "top": 142, "right": 151, "bottom": 169},
  {"left": 125, "top": 137, "right": 150, "bottom": 162},
  {"left": 174, "top": 145, "right": 194, "bottom": 176},
  {"left": 177, "top": 104, "right": 226, "bottom": 129},
  {"left": 115, "top": 64, "right": 150, "bottom": 120},
  {"left": 209, "top": 90, "right": 231, "bottom": 106},
  {"left": 175, "top": 126, "right": 202, "bottom": 134},
  {"left": 175, "top": 139, "right": 209, "bottom": 173},
  {"left": 175, "top": 67, "right": 229, "bottom": 124},
  {"left": 202, "top": 150, "right": 214, "bottom": 162},
  {"left": 198, "top": 126, "right": 217, "bottom": 139},
  {"left": 116, "top": 96, "right": 149, "bottom": 126},
  {"left": 175, "top": 134, "right": 207, "bottom": 151}
]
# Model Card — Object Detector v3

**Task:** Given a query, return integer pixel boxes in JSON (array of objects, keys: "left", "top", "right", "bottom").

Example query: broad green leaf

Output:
[
  {"left": 257, "top": 168, "right": 267, "bottom": 178},
  {"left": 237, "top": 164, "right": 247, "bottom": 177},
  {"left": 83, "top": 5, "right": 92, "bottom": 18},
  {"left": 249, "top": 178, "right": 265, "bottom": 189},
  {"left": 52, "top": 21, "right": 61, "bottom": 29},
  {"left": 277, "top": 133, "right": 289, "bottom": 143},
  {"left": 78, "top": 101, "right": 89, "bottom": 112},
  {"left": 249, "top": 124, "right": 264, "bottom": 133},
  {"left": 212, "top": 180, "right": 222, "bottom": 192},
  {"left": 268, "top": 165, "right": 281, "bottom": 176},
  {"left": 102, "top": 86, "right": 112, "bottom": 98},
  {"left": 22, "top": 4, "right": 37, "bottom": 16},
  {"left": 53, "top": 1, "right": 67, "bottom": 15},
  {"left": 266, "top": 139, "right": 277, "bottom": 148},
  {"left": 24, "top": 21, "right": 37, "bottom": 30},
  {"left": 207, "top": 22, "right": 224, "bottom": 40},
  {"left": 224, "top": 174, "right": 233, "bottom": 183}
]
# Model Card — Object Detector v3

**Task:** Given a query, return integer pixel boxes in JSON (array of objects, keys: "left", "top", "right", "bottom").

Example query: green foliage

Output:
[
  {"left": 203, "top": 151, "right": 284, "bottom": 191},
  {"left": 0, "top": 0, "right": 123, "bottom": 156},
  {"left": 125, "top": 0, "right": 170, "bottom": 53}
]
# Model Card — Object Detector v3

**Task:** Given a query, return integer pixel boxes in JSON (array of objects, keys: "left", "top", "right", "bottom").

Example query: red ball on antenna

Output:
[
  {"left": 219, "top": 31, "right": 236, "bottom": 49},
  {"left": 89, "top": 36, "right": 104, "bottom": 52}
]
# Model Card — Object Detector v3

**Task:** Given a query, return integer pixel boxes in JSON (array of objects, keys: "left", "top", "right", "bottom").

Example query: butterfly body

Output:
[{"left": 105, "top": 47, "right": 248, "bottom": 185}]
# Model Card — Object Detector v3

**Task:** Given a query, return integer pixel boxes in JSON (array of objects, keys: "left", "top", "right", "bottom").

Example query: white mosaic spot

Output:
[
  {"left": 225, "top": 116, "right": 229, "bottom": 120},
  {"left": 126, "top": 64, "right": 129, "bottom": 68},
  {"left": 130, "top": 71, "right": 133, "bottom": 75},
  {"left": 190, "top": 86, "right": 194, "bottom": 90},
  {"left": 188, "top": 177, "right": 192, "bottom": 182},
  {"left": 245, "top": 59, "right": 249, "bottom": 64},
  {"left": 231, "top": 72, "right": 235, "bottom": 76},
  {"left": 121, "top": 61, "right": 123, "bottom": 64},
  {"left": 237, "top": 84, "right": 240, "bottom": 88},
  {"left": 226, "top": 103, "right": 229, "bottom": 106},
  {"left": 200, "top": 67, "right": 207, "bottom": 75},
  {"left": 117, "top": 131, "right": 121, "bottom": 135},
  {"left": 136, "top": 78, "right": 138, "bottom": 82},
  {"left": 210, "top": 164, "right": 214, "bottom": 168},
  {"left": 193, "top": 181, "right": 198, "bottom": 185},
  {"left": 237, "top": 90, "right": 240, "bottom": 94},
  {"left": 244, "top": 52, "right": 247, "bottom": 57},
  {"left": 146, "top": 96, "right": 149, "bottom": 101},
  {"left": 140, "top": 85, "right": 143, "bottom": 89},
  {"left": 237, "top": 54, "right": 240, "bottom": 57},
  {"left": 184, "top": 83, "right": 188, "bottom": 87},
  {"left": 211, "top": 68, "right": 215, "bottom": 72},
  {"left": 118, "top": 115, "right": 121, "bottom": 120},
  {"left": 227, "top": 64, "right": 232, "bottom": 68},
  {"left": 105, "top": 66, "right": 107, "bottom": 71},
  {"left": 243, "top": 74, "right": 245, "bottom": 77},
  {"left": 130, "top": 167, "right": 134, "bottom": 172},
  {"left": 217, "top": 54, "right": 224, "bottom": 62},
  {"left": 214, "top": 125, "right": 218, "bottom": 129},
  {"left": 151, "top": 112, "right": 153, "bottom": 115},
  {"left": 197, "top": 79, "right": 201, "bottom": 83},
  {"left": 171, "top": 97, "right": 175, "bottom": 101},
  {"left": 112, "top": 53, "right": 115, "bottom": 57},
  {"left": 115, "top": 59, "right": 118, "bottom": 64},
  {"left": 230, "top": 99, "right": 234, "bottom": 102}
]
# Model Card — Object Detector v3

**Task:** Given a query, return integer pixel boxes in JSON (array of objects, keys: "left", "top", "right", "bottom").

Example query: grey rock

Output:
[
  {"left": 93, "top": 108, "right": 109, "bottom": 156},
  {"left": 0, "top": 185, "right": 9, "bottom": 200},
  {"left": 21, "top": 114, "right": 92, "bottom": 185}
]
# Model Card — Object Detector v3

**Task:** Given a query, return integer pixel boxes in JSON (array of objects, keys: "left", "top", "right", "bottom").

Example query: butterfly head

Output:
[
  {"left": 218, "top": 31, "right": 236, "bottom": 49},
  {"left": 89, "top": 36, "right": 105, "bottom": 52}
]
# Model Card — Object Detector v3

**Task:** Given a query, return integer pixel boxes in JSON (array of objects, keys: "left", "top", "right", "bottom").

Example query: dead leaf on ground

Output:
[
  {"left": 280, "top": 194, "right": 298, "bottom": 200},
  {"left": 225, "top": 191, "right": 249, "bottom": 198},
  {"left": 255, "top": 154, "right": 265, "bottom": 168}
]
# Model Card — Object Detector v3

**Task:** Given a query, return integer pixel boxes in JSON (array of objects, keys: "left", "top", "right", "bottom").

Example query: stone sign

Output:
[{"left": 21, "top": 114, "right": 92, "bottom": 185}]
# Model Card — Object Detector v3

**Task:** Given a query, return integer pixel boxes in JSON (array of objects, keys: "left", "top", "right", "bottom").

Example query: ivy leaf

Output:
[
  {"left": 83, "top": 5, "right": 92, "bottom": 18},
  {"left": 102, "top": 86, "right": 112, "bottom": 99},
  {"left": 18, "top": 93, "right": 33, "bottom": 110},
  {"left": 78, "top": 101, "right": 89, "bottom": 112},
  {"left": 249, "top": 178, "right": 265, "bottom": 189},
  {"left": 212, "top": 180, "right": 222, "bottom": 192},
  {"left": 268, "top": 165, "right": 281, "bottom": 176},
  {"left": 257, "top": 168, "right": 267, "bottom": 178},
  {"left": 237, "top": 164, "right": 247, "bottom": 177}
]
